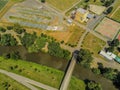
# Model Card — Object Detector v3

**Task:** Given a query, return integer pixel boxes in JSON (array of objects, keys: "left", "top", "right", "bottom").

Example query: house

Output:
[
  {"left": 74, "top": 8, "right": 89, "bottom": 23},
  {"left": 99, "top": 50, "right": 113, "bottom": 60},
  {"left": 100, "top": 50, "right": 120, "bottom": 63}
]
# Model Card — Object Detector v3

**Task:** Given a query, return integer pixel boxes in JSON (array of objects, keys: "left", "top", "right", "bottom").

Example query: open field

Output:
[
  {"left": 0, "top": 0, "right": 9, "bottom": 11},
  {"left": 67, "top": 25, "right": 85, "bottom": 45},
  {"left": 46, "top": 25, "right": 85, "bottom": 45},
  {"left": 0, "top": 73, "right": 29, "bottom": 90},
  {"left": 0, "top": 57, "right": 86, "bottom": 89},
  {"left": 111, "top": 8, "right": 120, "bottom": 22},
  {"left": 95, "top": 17, "right": 120, "bottom": 39},
  {"left": 82, "top": 33, "right": 106, "bottom": 57},
  {"left": 46, "top": 0, "right": 79, "bottom": 11},
  {"left": 0, "top": 0, "right": 63, "bottom": 30}
]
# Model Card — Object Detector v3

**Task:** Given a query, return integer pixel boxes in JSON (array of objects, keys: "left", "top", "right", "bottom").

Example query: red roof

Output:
[{"left": 118, "top": 34, "right": 120, "bottom": 41}]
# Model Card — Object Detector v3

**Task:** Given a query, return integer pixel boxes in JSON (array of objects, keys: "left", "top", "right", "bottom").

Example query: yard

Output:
[
  {"left": 0, "top": 57, "right": 86, "bottom": 90},
  {"left": 95, "top": 17, "right": 120, "bottom": 40},
  {"left": 46, "top": 0, "right": 79, "bottom": 11},
  {"left": 82, "top": 33, "right": 106, "bottom": 57},
  {"left": 111, "top": 8, "right": 120, "bottom": 23},
  {"left": 0, "top": 73, "right": 29, "bottom": 90}
]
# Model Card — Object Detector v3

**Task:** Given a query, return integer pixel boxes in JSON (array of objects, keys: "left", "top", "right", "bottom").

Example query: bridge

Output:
[{"left": 59, "top": 52, "right": 78, "bottom": 90}]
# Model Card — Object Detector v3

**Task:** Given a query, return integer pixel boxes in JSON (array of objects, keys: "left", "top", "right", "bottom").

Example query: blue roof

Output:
[{"left": 115, "top": 56, "right": 120, "bottom": 63}]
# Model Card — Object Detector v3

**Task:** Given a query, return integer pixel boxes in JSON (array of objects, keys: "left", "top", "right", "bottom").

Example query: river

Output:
[{"left": 0, "top": 46, "right": 118, "bottom": 90}]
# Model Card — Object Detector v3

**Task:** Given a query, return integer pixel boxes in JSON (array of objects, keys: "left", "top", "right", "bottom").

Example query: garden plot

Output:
[
  {"left": 95, "top": 17, "right": 120, "bottom": 40},
  {"left": 0, "top": 0, "right": 63, "bottom": 30}
]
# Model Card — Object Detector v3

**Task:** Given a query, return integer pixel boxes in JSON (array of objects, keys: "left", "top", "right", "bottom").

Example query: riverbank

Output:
[{"left": 0, "top": 56, "right": 86, "bottom": 90}]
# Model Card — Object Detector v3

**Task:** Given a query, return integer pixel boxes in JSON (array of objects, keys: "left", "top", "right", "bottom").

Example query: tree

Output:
[
  {"left": 110, "top": 39, "right": 119, "bottom": 47},
  {"left": 84, "top": 0, "right": 89, "bottom": 2},
  {"left": 41, "top": 0, "right": 45, "bottom": 3},
  {"left": 87, "top": 81, "right": 102, "bottom": 90},
  {"left": 106, "top": 6, "right": 113, "bottom": 14},
  {"left": 78, "top": 49, "right": 93, "bottom": 68},
  {"left": 21, "top": 32, "right": 37, "bottom": 47},
  {"left": 92, "top": 68, "right": 101, "bottom": 75},
  {"left": 106, "top": 46, "right": 114, "bottom": 52}
]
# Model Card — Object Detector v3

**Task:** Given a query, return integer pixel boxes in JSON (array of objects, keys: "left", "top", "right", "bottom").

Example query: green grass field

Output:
[
  {"left": 46, "top": 0, "right": 79, "bottom": 11},
  {"left": 0, "top": 73, "right": 29, "bottom": 90},
  {"left": 111, "top": 8, "right": 120, "bottom": 22},
  {"left": 109, "top": 0, "right": 120, "bottom": 16},
  {"left": 0, "top": 57, "right": 86, "bottom": 90},
  {"left": 82, "top": 33, "right": 106, "bottom": 57},
  {"left": 0, "top": 0, "right": 9, "bottom": 11}
]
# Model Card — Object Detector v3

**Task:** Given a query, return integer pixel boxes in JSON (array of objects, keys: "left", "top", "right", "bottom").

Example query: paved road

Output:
[
  {"left": 87, "top": 14, "right": 106, "bottom": 30},
  {"left": 0, "top": 69, "right": 58, "bottom": 90},
  {"left": 59, "top": 55, "right": 77, "bottom": 90}
]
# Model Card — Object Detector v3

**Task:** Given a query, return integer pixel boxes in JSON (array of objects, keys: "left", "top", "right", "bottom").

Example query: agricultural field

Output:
[
  {"left": 111, "top": 8, "right": 120, "bottom": 22},
  {"left": 0, "top": 57, "right": 86, "bottom": 90},
  {"left": 0, "top": 0, "right": 9, "bottom": 11},
  {"left": 95, "top": 17, "right": 120, "bottom": 40},
  {"left": 0, "top": 0, "right": 64, "bottom": 30},
  {"left": 82, "top": 33, "right": 106, "bottom": 57},
  {"left": 46, "top": 0, "right": 79, "bottom": 11},
  {"left": 0, "top": 73, "right": 29, "bottom": 90}
]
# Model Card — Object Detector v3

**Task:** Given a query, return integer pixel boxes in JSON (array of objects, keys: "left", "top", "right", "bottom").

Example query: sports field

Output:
[
  {"left": 46, "top": 0, "right": 79, "bottom": 11},
  {"left": 95, "top": 17, "right": 120, "bottom": 39}
]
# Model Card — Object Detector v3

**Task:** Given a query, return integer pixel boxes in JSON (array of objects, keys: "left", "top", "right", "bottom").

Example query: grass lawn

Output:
[
  {"left": 111, "top": 8, "right": 120, "bottom": 22},
  {"left": 109, "top": 0, "right": 120, "bottom": 17},
  {"left": 67, "top": 25, "right": 85, "bottom": 46},
  {"left": 82, "top": 33, "right": 106, "bottom": 57},
  {"left": 0, "top": 73, "right": 29, "bottom": 90},
  {"left": 0, "top": 0, "right": 9, "bottom": 11},
  {"left": 0, "top": 57, "right": 86, "bottom": 90},
  {"left": 46, "top": 0, "right": 79, "bottom": 11}
]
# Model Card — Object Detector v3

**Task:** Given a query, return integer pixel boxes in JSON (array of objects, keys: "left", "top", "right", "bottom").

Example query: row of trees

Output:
[
  {"left": 0, "top": 34, "right": 18, "bottom": 46},
  {"left": 77, "top": 49, "right": 93, "bottom": 68},
  {"left": 48, "top": 41, "right": 71, "bottom": 60},
  {"left": 92, "top": 63, "right": 120, "bottom": 89}
]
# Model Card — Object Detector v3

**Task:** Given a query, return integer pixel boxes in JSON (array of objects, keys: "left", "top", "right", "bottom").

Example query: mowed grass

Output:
[
  {"left": 0, "top": 57, "right": 86, "bottom": 90},
  {"left": 0, "top": 73, "right": 29, "bottom": 90},
  {"left": 82, "top": 33, "right": 106, "bottom": 57},
  {"left": 67, "top": 25, "right": 85, "bottom": 45},
  {"left": 46, "top": 0, "right": 79, "bottom": 11},
  {"left": 109, "top": 0, "right": 120, "bottom": 17},
  {"left": 111, "top": 8, "right": 120, "bottom": 22}
]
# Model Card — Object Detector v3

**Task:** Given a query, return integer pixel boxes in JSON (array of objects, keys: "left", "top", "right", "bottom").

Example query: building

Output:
[
  {"left": 100, "top": 50, "right": 120, "bottom": 63},
  {"left": 99, "top": 50, "right": 113, "bottom": 60},
  {"left": 74, "top": 8, "right": 89, "bottom": 23}
]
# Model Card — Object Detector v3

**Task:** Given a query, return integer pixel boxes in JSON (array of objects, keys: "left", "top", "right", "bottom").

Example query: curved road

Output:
[{"left": 0, "top": 69, "right": 57, "bottom": 90}]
